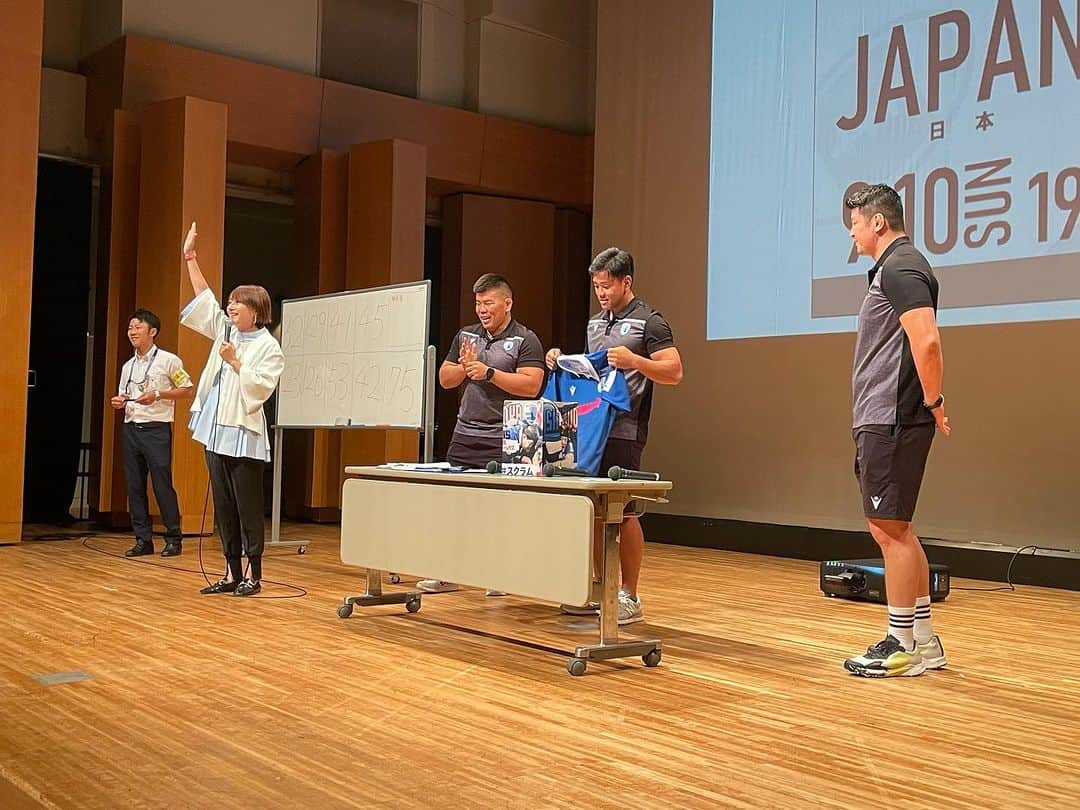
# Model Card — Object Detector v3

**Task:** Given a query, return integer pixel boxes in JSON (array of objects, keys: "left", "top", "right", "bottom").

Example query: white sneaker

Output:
[
  {"left": 560, "top": 601, "right": 600, "bottom": 615},
  {"left": 484, "top": 589, "right": 507, "bottom": 597},
  {"left": 616, "top": 590, "right": 644, "bottom": 625},
  {"left": 843, "top": 635, "right": 926, "bottom": 678},
  {"left": 916, "top": 634, "right": 947, "bottom": 669},
  {"left": 416, "top": 579, "right": 460, "bottom": 593}
]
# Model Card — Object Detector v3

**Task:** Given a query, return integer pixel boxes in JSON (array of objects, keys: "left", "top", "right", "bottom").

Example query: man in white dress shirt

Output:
[{"left": 110, "top": 309, "right": 194, "bottom": 557}]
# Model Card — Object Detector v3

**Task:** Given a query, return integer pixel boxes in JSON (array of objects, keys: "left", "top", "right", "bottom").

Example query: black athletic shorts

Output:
[
  {"left": 600, "top": 438, "right": 646, "bottom": 515},
  {"left": 599, "top": 438, "right": 644, "bottom": 474},
  {"left": 853, "top": 423, "right": 934, "bottom": 522},
  {"left": 447, "top": 433, "right": 502, "bottom": 469}
]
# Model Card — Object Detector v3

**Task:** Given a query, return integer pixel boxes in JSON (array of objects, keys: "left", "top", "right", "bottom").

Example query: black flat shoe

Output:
[
  {"left": 124, "top": 541, "right": 154, "bottom": 557},
  {"left": 199, "top": 577, "right": 238, "bottom": 595},
  {"left": 233, "top": 579, "right": 261, "bottom": 597},
  {"left": 161, "top": 542, "right": 182, "bottom": 557}
]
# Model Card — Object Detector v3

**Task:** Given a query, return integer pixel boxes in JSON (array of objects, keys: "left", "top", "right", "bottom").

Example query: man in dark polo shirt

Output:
[
  {"left": 842, "top": 184, "right": 952, "bottom": 678},
  {"left": 417, "top": 272, "right": 545, "bottom": 594},
  {"left": 546, "top": 247, "right": 683, "bottom": 624}
]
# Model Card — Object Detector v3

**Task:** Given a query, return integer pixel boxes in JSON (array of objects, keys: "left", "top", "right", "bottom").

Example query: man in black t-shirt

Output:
[
  {"left": 842, "top": 184, "right": 952, "bottom": 678},
  {"left": 418, "top": 273, "right": 545, "bottom": 594},
  {"left": 546, "top": 248, "right": 683, "bottom": 625}
]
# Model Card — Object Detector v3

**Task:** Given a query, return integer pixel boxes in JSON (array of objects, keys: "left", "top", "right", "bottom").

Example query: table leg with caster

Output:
[{"left": 338, "top": 567, "right": 421, "bottom": 618}]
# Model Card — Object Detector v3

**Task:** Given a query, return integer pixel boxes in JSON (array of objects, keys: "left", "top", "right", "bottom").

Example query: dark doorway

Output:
[{"left": 23, "top": 159, "right": 94, "bottom": 525}]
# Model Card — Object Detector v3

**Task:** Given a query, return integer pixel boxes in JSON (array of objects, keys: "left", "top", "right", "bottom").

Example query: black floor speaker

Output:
[{"left": 820, "top": 558, "right": 949, "bottom": 603}]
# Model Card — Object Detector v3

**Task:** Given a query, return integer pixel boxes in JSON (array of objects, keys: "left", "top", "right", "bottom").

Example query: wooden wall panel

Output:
[
  {"left": 136, "top": 96, "right": 227, "bottom": 534},
  {"left": 92, "top": 110, "right": 141, "bottom": 524},
  {"left": 121, "top": 37, "right": 322, "bottom": 162},
  {"left": 83, "top": 36, "right": 591, "bottom": 207},
  {"left": 346, "top": 140, "right": 427, "bottom": 288},
  {"left": 479, "top": 117, "right": 591, "bottom": 208},
  {"left": 79, "top": 37, "right": 126, "bottom": 149},
  {"left": 456, "top": 194, "right": 555, "bottom": 350},
  {"left": 340, "top": 140, "right": 427, "bottom": 471},
  {"left": 320, "top": 79, "right": 485, "bottom": 186},
  {"left": 295, "top": 149, "right": 348, "bottom": 515},
  {"left": 0, "top": 0, "right": 44, "bottom": 543}
]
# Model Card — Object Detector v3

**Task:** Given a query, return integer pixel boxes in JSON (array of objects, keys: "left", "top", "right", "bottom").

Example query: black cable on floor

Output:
[
  {"left": 951, "top": 545, "right": 1067, "bottom": 593},
  {"left": 81, "top": 536, "right": 307, "bottom": 599}
]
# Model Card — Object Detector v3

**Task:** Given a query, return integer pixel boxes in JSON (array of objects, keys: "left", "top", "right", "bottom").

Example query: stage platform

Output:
[{"left": 1, "top": 522, "right": 1077, "bottom": 807}]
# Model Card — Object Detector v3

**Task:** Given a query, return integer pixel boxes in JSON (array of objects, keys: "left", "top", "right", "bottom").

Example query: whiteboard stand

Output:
[{"left": 268, "top": 344, "right": 437, "bottom": 553}]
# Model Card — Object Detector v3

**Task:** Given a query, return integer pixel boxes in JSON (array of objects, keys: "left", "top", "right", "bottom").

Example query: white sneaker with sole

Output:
[
  {"left": 484, "top": 589, "right": 507, "bottom": 597},
  {"left": 416, "top": 579, "right": 460, "bottom": 593},
  {"left": 616, "top": 590, "right": 644, "bottom": 625},
  {"left": 844, "top": 635, "right": 926, "bottom": 677},
  {"left": 916, "top": 634, "right": 947, "bottom": 669}
]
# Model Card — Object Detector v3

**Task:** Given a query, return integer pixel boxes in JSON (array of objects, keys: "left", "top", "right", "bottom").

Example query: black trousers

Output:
[
  {"left": 122, "top": 422, "right": 182, "bottom": 545},
  {"left": 205, "top": 450, "right": 266, "bottom": 580}
]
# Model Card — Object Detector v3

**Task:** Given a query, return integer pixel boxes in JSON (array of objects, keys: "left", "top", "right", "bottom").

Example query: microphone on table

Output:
[
  {"left": 486, "top": 460, "right": 500, "bottom": 474},
  {"left": 543, "top": 463, "right": 590, "bottom": 478},
  {"left": 608, "top": 465, "right": 661, "bottom": 482}
]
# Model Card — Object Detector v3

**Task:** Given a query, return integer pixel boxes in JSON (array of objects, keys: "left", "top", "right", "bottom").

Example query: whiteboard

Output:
[{"left": 276, "top": 281, "right": 430, "bottom": 429}]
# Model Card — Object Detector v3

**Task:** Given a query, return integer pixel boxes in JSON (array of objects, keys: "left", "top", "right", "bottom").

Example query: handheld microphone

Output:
[
  {"left": 486, "top": 460, "right": 500, "bottom": 474},
  {"left": 608, "top": 465, "right": 661, "bottom": 482},
  {"left": 224, "top": 320, "right": 232, "bottom": 344},
  {"left": 542, "top": 463, "right": 590, "bottom": 478}
]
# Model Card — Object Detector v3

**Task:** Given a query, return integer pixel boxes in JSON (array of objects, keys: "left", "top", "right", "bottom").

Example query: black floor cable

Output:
[
  {"left": 951, "top": 545, "right": 1067, "bottom": 593},
  {"left": 81, "top": 535, "right": 307, "bottom": 599},
  {"left": 79, "top": 455, "right": 306, "bottom": 601}
]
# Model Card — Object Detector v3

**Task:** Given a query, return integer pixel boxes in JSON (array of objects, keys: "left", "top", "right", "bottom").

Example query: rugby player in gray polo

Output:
[
  {"left": 546, "top": 247, "right": 683, "bottom": 625},
  {"left": 842, "top": 184, "right": 952, "bottom": 679},
  {"left": 417, "top": 273, "right": 545, "bottom": 594}
]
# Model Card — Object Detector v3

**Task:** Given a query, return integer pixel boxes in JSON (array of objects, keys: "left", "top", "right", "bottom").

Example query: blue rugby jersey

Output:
[{"left": 542, "top": 351, "right": 630, "bottom": 475}]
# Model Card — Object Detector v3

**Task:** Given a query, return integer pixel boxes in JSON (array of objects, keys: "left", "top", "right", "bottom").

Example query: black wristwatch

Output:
[
  {"left": 923, "top": 393, "right": 945, "bottom": 411},
  {"left": 484, "top": 366, "right": 496, "bottom": 381}
]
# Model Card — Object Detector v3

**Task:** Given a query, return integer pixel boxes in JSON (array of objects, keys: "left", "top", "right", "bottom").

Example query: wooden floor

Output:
[{"left": 1, "top": 523, "right": 1078, "bottom": 809}]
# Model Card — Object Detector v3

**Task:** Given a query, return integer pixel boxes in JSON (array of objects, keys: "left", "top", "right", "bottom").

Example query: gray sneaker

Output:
[
  {"left": 916, "top": 635, "right": 947, "bottom": 669},
  {"left": 560, "top": 601, "right": 600, "bottom": 615},
  {"left": 617, "top": 590, "right": 644, "bottom": 625},
  {"left": 416, "top": 580, "right": 460, "bottom": 593}
]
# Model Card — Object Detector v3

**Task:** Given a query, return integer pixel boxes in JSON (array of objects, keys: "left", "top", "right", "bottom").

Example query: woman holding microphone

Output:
[{"left": 180, "top": 221, "right": 284, "bottom": 597}]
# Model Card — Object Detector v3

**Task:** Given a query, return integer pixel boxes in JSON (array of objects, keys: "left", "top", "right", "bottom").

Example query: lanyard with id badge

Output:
[{"left": 122, "top": 348, "right": 191, "bottom": 401}]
